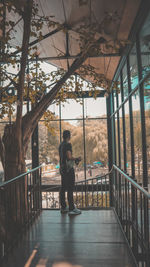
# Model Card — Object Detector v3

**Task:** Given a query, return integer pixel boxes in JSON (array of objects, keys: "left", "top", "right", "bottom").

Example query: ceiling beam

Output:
[
  {"left": 0, "top": 52, "right": 121, "bottom": 65},
  {"left": 11, "top": 27, "right": 63, "bottom": 56},
  {"left": 29, "top": 53, "right": 121, "bottom": 62}
]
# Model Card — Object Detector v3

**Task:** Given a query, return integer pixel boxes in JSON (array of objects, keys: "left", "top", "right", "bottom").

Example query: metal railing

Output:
[
  {"left": 74, "top": 174, "right": 110, "bottom": 208},
  {"left": 41, "top": 172, "right": 110, "bottom": 209},
  {"left": 0, "top": 165, "right": 42, "bottom": 260},
  {"left": 112, "top": 164, "right": 150, "bottom": 267}
]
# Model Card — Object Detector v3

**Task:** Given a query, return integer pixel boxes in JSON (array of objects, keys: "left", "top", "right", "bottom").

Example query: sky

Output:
[{"left": 40, "top": 62, "right": 107, "bottom": 122}]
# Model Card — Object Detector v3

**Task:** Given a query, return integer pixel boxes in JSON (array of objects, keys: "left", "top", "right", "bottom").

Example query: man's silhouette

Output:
[{"left": 59, "top": 130, "right": 81, "bottom": 215}]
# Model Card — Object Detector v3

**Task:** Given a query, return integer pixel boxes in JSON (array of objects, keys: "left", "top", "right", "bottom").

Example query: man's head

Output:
[{"left": 63, "top": 130, "right": 71, "bottom": 141}]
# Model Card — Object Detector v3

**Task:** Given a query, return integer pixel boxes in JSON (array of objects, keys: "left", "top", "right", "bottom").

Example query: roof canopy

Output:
[{"left": 9, "top": 0, "right": 141, "bottom": 81}]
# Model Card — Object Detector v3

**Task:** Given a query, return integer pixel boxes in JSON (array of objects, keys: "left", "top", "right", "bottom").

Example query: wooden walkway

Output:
[{"left": 2, "top": 209, "right": 135, "bottom": 267}]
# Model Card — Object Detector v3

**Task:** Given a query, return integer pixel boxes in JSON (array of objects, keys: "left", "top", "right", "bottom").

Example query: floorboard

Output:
[{"left": 2, "top": 210, "right": 135, "bottom": 267}]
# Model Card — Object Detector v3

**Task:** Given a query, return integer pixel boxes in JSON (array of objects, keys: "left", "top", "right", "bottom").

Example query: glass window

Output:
[
  {"left": 132, "top": 90, "right": 142, "bottom": 183},
  {"left": 62, "top": 119, "right": 85, "bottom": 181},
  {"left": 111, "top": 115, "right": 116, "bottom": 165},
  {"left": 48, "top": 103, "right": 59, "bottom": 118},
  {"left": 122, "top": 63, "right": 128, "bottom": 99},
  {"left": 117, "top": 77, "right": 122, "bottom": 107},
  {"left": 113, "top": 91, "right": 117, "bottom": 112},
  {"left": 61, "top": 99, "right": 83, "bottom": 120},
  {"left": 85, "top": 119, "right": 108, "bottom": 178},
  {"left": 119, "top": 109, "right": 124, "bottom": 169},
  {"left": 124, "top": 102, "right": 131, "bottom": 175},
  {"left": 85, "top": 98, "right": 107, "bottom": 118},
  {"left": 129, "top": 44, "right": 138, "bottom": 90},
  {"left": 140, "top": 12, "right": 150, "bottom": 78},
  {"left": 115, "top": 116, "right": 119, "bottom": 166},
  {"left": 39, "top": 120, "right": 60, "bottom": 185},
  {"left": 143, "top": 78, "right": 150, "bottom": 184}
]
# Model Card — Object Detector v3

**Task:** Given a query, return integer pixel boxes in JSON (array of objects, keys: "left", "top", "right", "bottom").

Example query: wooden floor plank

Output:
[{"left": 2, "top": 210, "right": 135, "bottom": 267}]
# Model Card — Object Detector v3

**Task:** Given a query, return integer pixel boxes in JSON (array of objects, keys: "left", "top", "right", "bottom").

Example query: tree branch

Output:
[
  {"left": 22, "top": 37, "right": 106, "bottom": 148},
  {"left": 16, "top": 0, "right": 33, "bottom": 131},
  {"left": 2, "top": 71, "right": 18, "bottom": 89}
]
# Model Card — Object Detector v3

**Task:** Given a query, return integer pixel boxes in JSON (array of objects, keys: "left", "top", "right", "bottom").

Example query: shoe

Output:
[
  {"left": 60, "top": 207, "right": 69, "bottom": 214},
  {"left": 68, "top": 208, "right": 81, "bottom": 215}
]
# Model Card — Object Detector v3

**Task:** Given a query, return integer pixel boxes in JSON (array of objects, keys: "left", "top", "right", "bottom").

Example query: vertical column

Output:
[
  {"left": 111, "top": 91, "right": 116, "bottom": 165},
  {"left": 82, "top": 97, "right": 87, "bottom": 181},
  {"left": 31, "top": 55, "right": 39, "bottom": 210},
  {"left": 127, "top": 56, "right": 135, "bottom": 178},
  {"left": 116, "top": 93, "right": 121, "bottom": 167},
  {"left": 120, "top": 71, "right": 127, "bottom": 172},
  {"left": 32, "top": 55, "right": 39, "bottom": 169},
  {"left": 106, "top": 94, "right": 113, "bottom": 206},
  {"left": 59, "top": 102, "right": 62, "bottom": 143},
  {"left": 136, "top": 37, "right": 148, "bottom": 188},
  {"left": 127, "top": 56, "right": 137, "bottom": 254},
  {"left": 32, "top": 126, "right": 39, "bottom": 168}
]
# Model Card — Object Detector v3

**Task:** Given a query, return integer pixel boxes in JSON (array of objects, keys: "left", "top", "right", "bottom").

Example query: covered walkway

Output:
[
  {"left": 2, "top": 210, "right": 135, "bottom": 267},
  {"left": 1, "top": 1, "right": 150, "bottom": 266}
]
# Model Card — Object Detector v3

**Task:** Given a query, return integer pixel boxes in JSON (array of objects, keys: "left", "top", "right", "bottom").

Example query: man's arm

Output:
[{"left": 66, "top": 151, "right": 81, "bottom": 163}]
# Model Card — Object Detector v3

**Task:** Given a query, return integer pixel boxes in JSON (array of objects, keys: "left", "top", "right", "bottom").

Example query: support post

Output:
[
  {"left": 31, "top": 55, "right": 39, "bottom": 210},
  {"left": 82, "top": 97, "right": 87, "bottom": 206},
  {"left": 136, "top": 37, "right": 148, "bottom": 188},
  {"left": 59, "top": 102, "right": 62, "bottom": 143},
  {"left": 127, "top": 56, "right": 135, "bottom": 178},
  {"left": 120, "top": 71, "right": 127, "bottom": 172},
  {"left": 106, "top": 94, "right": 113, "bottom": 206},
  {"left": 82, "top": 98, "right": 87, "bottom": 181},
  {"left": 32, "top": 125, "right": 39, "bottom": 169}
]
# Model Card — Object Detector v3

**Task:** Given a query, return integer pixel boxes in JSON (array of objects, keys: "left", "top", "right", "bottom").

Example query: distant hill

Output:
[{"left": 37, "top": 117, "right": 108, "bottom": 166}]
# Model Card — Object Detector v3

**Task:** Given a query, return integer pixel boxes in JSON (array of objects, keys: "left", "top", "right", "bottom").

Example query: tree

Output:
[{"left": 0, "top": 0, "right": 125, "bottom": 180}]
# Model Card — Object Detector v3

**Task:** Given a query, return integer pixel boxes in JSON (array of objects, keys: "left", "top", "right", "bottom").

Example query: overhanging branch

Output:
[{"left": 22, "top": 37, "right": 106, "bottom": 147}]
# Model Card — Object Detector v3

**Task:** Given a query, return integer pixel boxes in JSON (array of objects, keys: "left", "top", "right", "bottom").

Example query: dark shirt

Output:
[{"left": 59, "top": 141, "right": 72, "bottom": 174}]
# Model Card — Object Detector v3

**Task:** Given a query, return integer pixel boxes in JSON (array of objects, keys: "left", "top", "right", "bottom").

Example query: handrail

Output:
[
  {"left": 0, "top": 164, "right": 42, "bottom": 188},
  {"left": 41, "top": 165, "right": 150, "bottom": 198},
  {"left": 42, "top": 184, "right": 61, "bottom": 192},
  {"left": 42, "top": 171, "right": 110, "bottom": 192},
  {"left": 75, "top": 172, "right": 110, "bottom": 184},
  {"left": 113, "top": 164, "right": 150, "bottom": 199}
]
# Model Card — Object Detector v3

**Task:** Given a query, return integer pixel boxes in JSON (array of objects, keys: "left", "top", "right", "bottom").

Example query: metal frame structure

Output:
[
  {"left": 0, "top": 1, "right": 150, "bottom": 266},
  {"left": 38, "top": 95, "right": 107, "bottom": 181},
  {"left": 108, "top": 3, "right": 150, "bottom": 191}
]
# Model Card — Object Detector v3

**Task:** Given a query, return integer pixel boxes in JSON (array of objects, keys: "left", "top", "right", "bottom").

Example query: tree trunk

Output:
[
  {"left": 2, "top": 124, "right": 26, "bottom": 180},
  {"left": 1, "top": 1, "right": 33, "bottom": 181}
]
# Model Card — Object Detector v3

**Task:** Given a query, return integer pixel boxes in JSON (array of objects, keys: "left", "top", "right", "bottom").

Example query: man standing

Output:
[{"left": 59, "top": 130, "right": 81, "bottom": 215}]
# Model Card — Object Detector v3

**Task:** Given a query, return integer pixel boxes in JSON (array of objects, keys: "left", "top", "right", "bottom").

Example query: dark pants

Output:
[{"left": 60, "top": 168, "right": 75, "bottom": 211}]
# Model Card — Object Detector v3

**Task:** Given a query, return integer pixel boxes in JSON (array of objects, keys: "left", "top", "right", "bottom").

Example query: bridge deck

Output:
[{"left": 2, "top": 209, "right": 135, "bottom": 267}]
